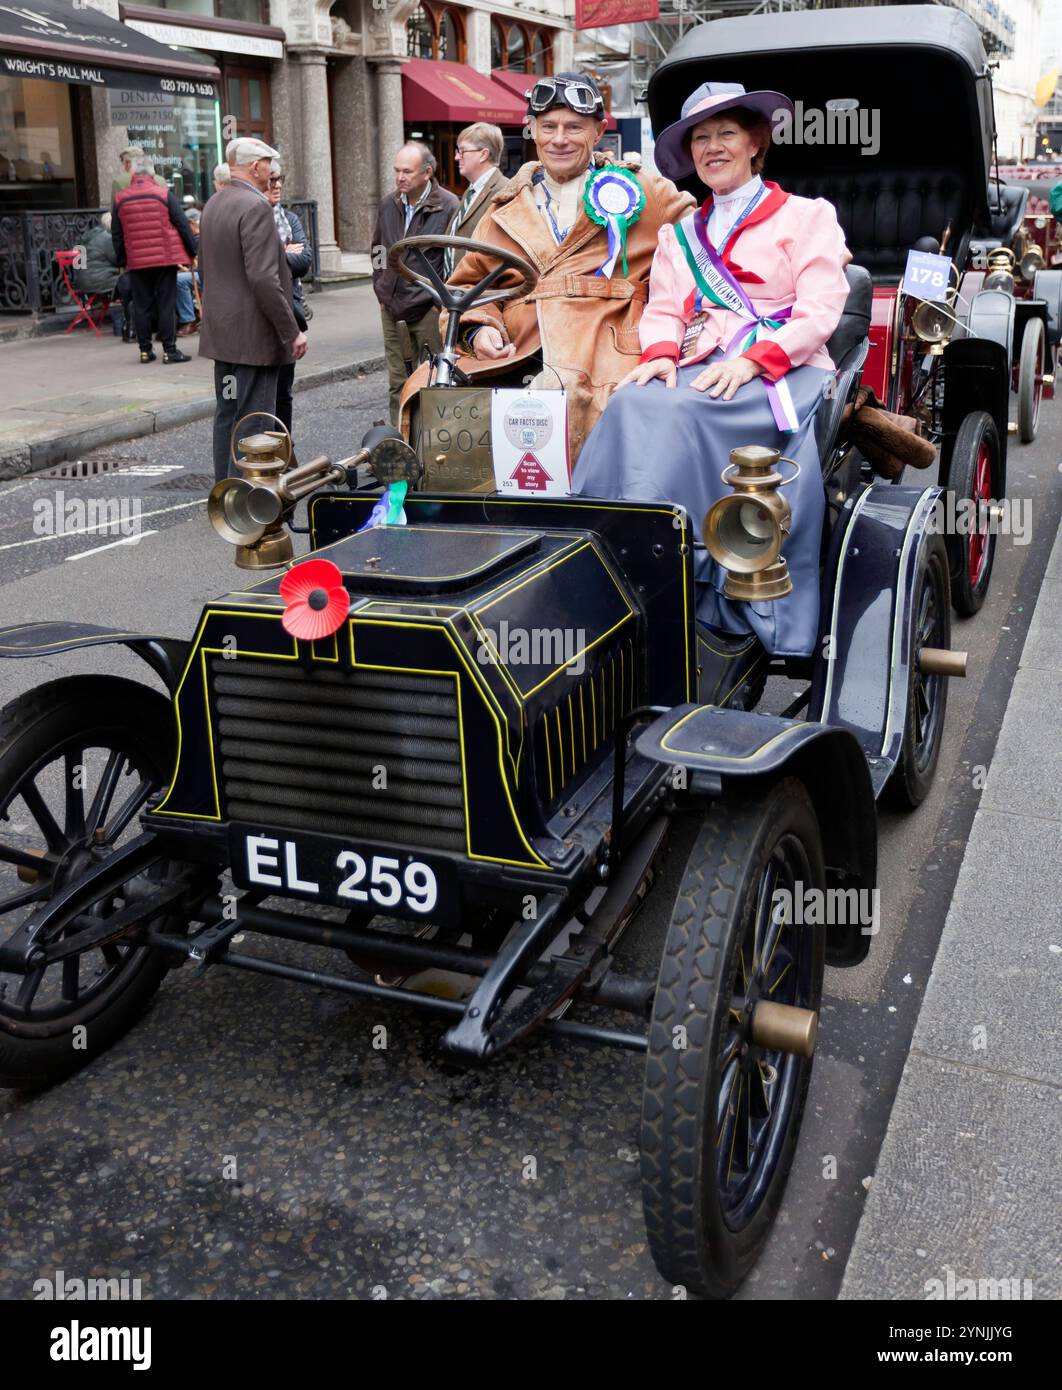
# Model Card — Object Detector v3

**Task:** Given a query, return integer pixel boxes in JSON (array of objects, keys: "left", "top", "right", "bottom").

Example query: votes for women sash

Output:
[{"left": 672, "top": 209, "right": 800, "bottom": 433}]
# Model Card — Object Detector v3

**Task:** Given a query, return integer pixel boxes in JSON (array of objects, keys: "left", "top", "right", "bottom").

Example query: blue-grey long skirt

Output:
[{"left": 572, "top": 357, "right": 830, "bottom": 658}]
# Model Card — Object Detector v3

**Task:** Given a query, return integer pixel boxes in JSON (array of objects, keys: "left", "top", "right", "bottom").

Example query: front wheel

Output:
[
  {"left": 640, "top": 778, "right": 826, "bottom": 1299},
  {"left": 944, "top": 410, "right": 1001, "bottom": 618},
  {"left": 0, "top": 676, "right": 179, "bottom": 1090},
  {"left": 1017, "top": 316, "right": 1044, "bottom": 444},
  {"left": 885, "top": 531, "right": 950, "bottom": 809}
]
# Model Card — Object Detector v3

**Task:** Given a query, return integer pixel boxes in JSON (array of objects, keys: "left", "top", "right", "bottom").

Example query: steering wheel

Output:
[{"left": 387, "top": 235, "right": 538, "bottom": 316}]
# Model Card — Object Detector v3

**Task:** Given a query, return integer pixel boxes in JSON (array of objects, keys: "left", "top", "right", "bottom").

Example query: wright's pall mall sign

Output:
[{"left": 0, "top": 0, "right": 219, "bottom": 90}]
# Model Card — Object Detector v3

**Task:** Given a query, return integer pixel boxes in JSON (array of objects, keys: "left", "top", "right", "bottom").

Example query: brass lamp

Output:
[{"left": 703, "top": 445, "right": 798, "bottom": 602}]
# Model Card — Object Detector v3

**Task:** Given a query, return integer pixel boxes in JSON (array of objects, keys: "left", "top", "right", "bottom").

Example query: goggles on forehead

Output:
[{"left": 526, "top": 76, "right": 604, "bottom": 117}]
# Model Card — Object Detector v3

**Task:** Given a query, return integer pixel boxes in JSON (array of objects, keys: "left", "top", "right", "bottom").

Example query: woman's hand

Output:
[
  {"left": 614, "top": 357, "right": 678, "bottom": 391},
  {"left": 690, "top": 356, "right": 763, "bottom": 399},
  {"left": 472, "top": 326, "right": 516, "bottom": 360},
  {"left": 287, "top": 242, "right": 305, "bottom": 255}
]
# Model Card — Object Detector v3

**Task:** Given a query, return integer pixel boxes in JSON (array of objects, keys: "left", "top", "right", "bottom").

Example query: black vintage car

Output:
[{"left": 0, "top": 13, "right": 980, "bottom": 1301}]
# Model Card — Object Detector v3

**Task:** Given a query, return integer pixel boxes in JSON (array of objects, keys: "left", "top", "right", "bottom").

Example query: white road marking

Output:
[
  {"left": 66, "top": 529, "right": 159, "bottom": 561},
  {"left": 0, "top": 497, "right": 205, "bottom": 553}
]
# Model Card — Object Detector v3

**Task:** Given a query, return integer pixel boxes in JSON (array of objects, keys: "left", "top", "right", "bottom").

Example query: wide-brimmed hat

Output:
[{"left": 653, "top": 82, "right": 793, "bottom": 181}]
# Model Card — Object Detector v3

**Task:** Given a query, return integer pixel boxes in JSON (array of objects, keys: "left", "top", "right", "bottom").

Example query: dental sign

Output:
[{"left": 902, "top": 249, "right": 952, "bottom": 302}]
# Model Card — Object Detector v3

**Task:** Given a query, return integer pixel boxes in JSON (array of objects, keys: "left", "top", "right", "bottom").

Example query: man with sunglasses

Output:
[{"left": 398, "top": 73, "right": 692, "bottom": 464}]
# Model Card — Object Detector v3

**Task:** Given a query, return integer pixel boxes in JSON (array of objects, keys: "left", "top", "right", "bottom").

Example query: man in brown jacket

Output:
[
  {"left": 400, "top": 74, "right": 693, "bottom": 464},
  {"left": 198, "top": 136, "right": 305, "bottom": 482}
]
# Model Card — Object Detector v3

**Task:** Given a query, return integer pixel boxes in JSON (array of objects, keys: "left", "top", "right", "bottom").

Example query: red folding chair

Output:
[{"left": 54, "top": 249, "right": 111, "bottom": 336}]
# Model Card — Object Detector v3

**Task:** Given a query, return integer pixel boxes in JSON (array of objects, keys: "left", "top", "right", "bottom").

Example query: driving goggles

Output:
[{"left": 526, "top": 77, "right": 604, "bottom": 117}]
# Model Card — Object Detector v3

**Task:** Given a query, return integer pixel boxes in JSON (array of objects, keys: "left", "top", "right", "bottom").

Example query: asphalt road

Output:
[{"left": 0, "top": 373, "right": 1058, "bottom": 1300}]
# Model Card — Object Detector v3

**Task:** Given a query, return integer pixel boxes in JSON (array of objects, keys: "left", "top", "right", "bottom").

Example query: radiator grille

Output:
[{"left": 209, "top": 657, "right": 465, "bottom": 851}]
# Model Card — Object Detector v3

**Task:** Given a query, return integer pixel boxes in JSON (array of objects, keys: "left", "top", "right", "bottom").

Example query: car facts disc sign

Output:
[{"left": 491, "top": 389, "right": 571, "bottom": 497}]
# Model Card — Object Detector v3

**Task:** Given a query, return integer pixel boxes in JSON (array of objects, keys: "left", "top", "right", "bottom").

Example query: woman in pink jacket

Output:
[{"left": 573, "top": 81, "right": 851, "bottom": 658}]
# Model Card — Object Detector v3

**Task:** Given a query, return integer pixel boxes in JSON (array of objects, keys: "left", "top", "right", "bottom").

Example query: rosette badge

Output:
[
  {"left": 280, "top": 558, "right": 351, "bottom": 641},
  {"left": 584, "top": 165, "right": 645, "bottom": 279}
]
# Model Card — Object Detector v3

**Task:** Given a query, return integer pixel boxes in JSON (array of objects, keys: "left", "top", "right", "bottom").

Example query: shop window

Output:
[
  {"left": 506, "top": 25, "right": 527, "bottom": 72},
  {"left": 530, "top": 32, "right": 550, "bottom": 75},
  {"left": 107, "top": 85, "right": 220, "bottom": 206},
  {"left": 0, "top": 75, "right": 78, "bottom": 212},
  {"left": 438, "top": 10, "right": 459, "bottom": 62},
  {"left": 491, "top": 19, "right": 505, "bottom": 71},
  {"left": 406, "top": 4, "right": 433, "bottom": 59}
]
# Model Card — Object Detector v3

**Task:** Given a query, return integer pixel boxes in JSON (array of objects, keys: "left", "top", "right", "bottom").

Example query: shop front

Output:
[
  {"left": 0, "top": 0, "right": 220, "bottom": 313},
  {"left": 401, "top": 57, "right": 528, "bottom": 190}
]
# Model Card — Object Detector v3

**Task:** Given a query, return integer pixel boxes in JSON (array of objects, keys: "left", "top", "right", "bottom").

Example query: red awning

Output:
[
  {"left": 490, "top": 69, "right": 617, "bottom": 131},
  {"left": 402, "top": 59, "right": 527, "bottom": 126}
]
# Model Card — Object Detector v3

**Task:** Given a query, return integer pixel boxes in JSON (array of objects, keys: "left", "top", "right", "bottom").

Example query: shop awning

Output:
[
  {"left": 491, "top": 69, "right": 617, "bottom": 130},
  {"left": 402, "top": 59, "right": 526, "bottom": 126},
  {"left": 0, "top": 0, "right": 220, "bottom": 93}
]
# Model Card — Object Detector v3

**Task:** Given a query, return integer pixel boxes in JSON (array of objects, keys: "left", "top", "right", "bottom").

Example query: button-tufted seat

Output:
[{"left": 784, "top": 169, "right": 971, "bottom": 282}]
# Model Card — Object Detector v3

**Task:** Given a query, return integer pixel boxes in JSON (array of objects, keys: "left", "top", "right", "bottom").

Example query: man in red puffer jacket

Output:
[{"left": 112, "top": 155, "right": 198, "bottom": 364}]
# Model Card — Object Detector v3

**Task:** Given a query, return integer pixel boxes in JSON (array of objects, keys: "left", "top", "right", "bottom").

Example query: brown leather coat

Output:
[{"left": 399, "top": 153, "right": 693, "bottom": 464}]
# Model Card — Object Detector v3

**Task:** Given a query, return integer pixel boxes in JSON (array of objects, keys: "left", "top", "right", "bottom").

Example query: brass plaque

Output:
[{"left": 417, "top": 387, "right": 495, "bottom": 492}]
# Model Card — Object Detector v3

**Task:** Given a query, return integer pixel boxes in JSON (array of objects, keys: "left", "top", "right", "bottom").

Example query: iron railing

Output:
[{"left": 0, "top": 200, "right": 321, "bottom": 314}]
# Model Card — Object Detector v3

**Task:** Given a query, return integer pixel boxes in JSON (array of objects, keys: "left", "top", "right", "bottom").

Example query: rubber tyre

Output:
[
  {"left": 0, "top": 676, "right": 176, "bottom": 1090},
  {"left": 1017, "top": 316, "right": 1044, "bottom": 444},
  {"left": 640, "top": 778, "right": 826, "bottom": 1299},
  {"left": 944, "top": 411, "right": 1001, "bottom": 618},
  {"left": 884, "top": 531, "right": 951, "bottom": 809}
]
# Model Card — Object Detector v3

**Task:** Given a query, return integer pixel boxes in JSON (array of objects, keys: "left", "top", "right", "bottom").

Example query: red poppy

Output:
[{"left": 279, "top": 558, "right": 350, "bottom": 641}]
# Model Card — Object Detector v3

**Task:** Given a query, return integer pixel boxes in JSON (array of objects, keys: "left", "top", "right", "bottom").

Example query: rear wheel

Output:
[
  {"left": 944, "top": 411, "right": 1000, "bottom": 618},
  {"left": 0, "top": 676, "right": 178, "bottom": 1090},
  {"left": 1017, "top": 316, "right": 1044, "bottom": 444},
  {"left": 885, "top": 531, "right": 950, "bottom": 809},
  {"left": 640, "top": 779, "right": 825, "bottom": 1299}
]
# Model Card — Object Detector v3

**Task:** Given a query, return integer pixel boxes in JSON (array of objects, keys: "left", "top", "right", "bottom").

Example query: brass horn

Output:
[{"left": 208, "top": 424, "right": 421, "bottom": 569}]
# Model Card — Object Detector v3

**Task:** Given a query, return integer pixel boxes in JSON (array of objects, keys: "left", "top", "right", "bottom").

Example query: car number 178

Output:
[{"left": 243, "top": 833, "right": 438, "bottom": 914}]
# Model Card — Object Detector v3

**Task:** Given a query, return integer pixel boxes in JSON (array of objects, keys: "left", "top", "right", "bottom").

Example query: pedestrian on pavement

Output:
[
  {"left": 175, "top": 208, "right": 202, "bottom": 336},
  {"left": 443, "top": 124, "right": 508, "bottom": 277},
  {"left": 111, "top": 146, "right": 166, "bottom": 200},
  {"left": 1051, "top": 177, "right": 1062, "bottom": 225},
  {"left": 111, "top": 154, "right": 197, "bottom": 365},
  {"left": 76, "top": 213, "right": 125, "bottom": 337},
  {"left": 213, "top": 163, "right": 231, "bottom": 195},
  {"left": 198, "top": 136, "right": 306, "bottom": 482},
  {"left": 371, "top": 141, "right": 458, "bottom": 423},
  {"left": 267, "top": 159, "right": 313, "bottom": 435}
]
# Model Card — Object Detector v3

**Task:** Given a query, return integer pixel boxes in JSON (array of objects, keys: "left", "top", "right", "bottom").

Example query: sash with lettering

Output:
[{"left": 673, "top": 209, "right": 801, "bottom": 433}]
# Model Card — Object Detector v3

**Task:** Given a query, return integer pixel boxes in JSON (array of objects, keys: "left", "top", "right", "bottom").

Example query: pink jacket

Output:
[{"left": 639, "top": 182, "right": 851, "bottom": 380}]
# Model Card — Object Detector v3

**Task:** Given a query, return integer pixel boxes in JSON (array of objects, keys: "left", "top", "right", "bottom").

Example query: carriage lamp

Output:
[
  {"left": 1019, "top": 244, "right": 1045, "bottom": 280},
  {"left": 983, "top": 246, "right": 1016, "bottom": 294},
  {"left": 703, "top": 445, "right": 798, "bottom": 602},
  {"left": 911, "top": 295, "right": 958, "bottom": 348}
]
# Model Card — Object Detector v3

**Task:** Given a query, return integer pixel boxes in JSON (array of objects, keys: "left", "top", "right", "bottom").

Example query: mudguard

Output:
[
  {"left": 0, "top": 622, "right": 188, "bottom": 693},
  {"left": 939, "top": 336, "right": 1010, "bottom": 481},
  {"left": 636, "top": 705, "right": 876, "bottom": 967},
  {"left": 965, "top": 287, "right": 1014, "bottom": 360},
  {"left": 808, "top": 484, "right": 940, "bottom": 796}
]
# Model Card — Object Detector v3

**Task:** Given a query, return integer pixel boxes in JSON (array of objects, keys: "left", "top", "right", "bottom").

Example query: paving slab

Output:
[
  {"left": 1018, "top": 575, "right": 1062, "bottom": 673},
  {"left": 980, "top": 668, "right": 1062, "bottom": 822},
  {"left": 840, "top": 1055, "right": 1060, "bottom": 1300}
]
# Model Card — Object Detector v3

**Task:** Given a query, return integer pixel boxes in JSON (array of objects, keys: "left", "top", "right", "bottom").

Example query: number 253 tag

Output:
[{"left": 902, "top": 249, "right": 953, "bottom": 303}]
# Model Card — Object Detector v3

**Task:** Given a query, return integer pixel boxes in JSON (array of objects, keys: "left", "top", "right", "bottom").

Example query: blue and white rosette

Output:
[{"left": 584, "top": 166, "right": 645, "bottom": 279}]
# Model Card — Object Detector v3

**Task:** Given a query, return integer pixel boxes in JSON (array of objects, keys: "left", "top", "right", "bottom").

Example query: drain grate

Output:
[
  {"left": 38, "top": 458, "right": 123, "bottom": 480},
  {"left": 150, "top": 472, "right": 215, "bottom": 491}
]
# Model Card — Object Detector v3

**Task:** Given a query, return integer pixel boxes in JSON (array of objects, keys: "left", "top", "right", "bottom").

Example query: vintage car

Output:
[
  {"left": 652, "top": 2, "right": 1057, "bottom": 617},
  {"left": 0, "top": 14, "right": 983, "bottom": 1302}
]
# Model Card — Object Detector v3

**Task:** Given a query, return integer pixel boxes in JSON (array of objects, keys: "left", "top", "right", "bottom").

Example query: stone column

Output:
[
  {"left": 370, "top": 56, "right": 406, "bottom": 207},
  {"left": 291, "top": 48, "right": 342, "bottom": 272},
  {"left": 330, "top": 56, "right": 378, "bottom": 252},
  {"left": 466, "top": 10, "right": 491, "bottom": 75},
  {"left": 554, "top": 28, "right": 575, "bottom": 71}
]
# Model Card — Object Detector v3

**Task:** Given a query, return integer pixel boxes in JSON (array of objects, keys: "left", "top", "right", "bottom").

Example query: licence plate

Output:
[{"left": 229, "top": 825, "right": 459, "bottom": 927}]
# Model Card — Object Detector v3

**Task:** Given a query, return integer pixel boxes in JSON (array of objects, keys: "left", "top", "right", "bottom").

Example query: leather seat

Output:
[
  {"left": 984, "top": 182, "right": 1028, "bottom": 244},
  {"left": 785, "top": 169, "right": 969, "bottom": 281},
  {"left": 816, "top": 264, "right": 873, "bottom": 463}
]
